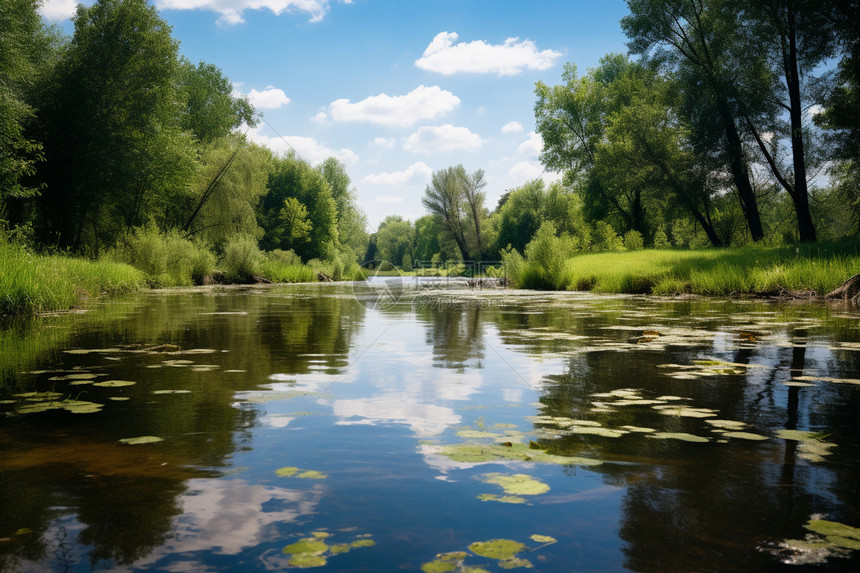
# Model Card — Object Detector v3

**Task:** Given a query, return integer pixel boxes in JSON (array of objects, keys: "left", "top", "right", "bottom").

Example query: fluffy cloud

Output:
[
  {"left": 156, "top": 0, "right": 332, "bottom": 25},
  {"left": 415, "top": 31, "right": 562, "bottom": 76},
  {"left": 372, "top": 137, "right": 396, "bottom": 148},
  {"left": 362, "top": 162, "right": 433, "bottom": 185},
  {"left": 38, "top": 0, "right": 79, "bottom": 20},
  {"left": 245, "top": 86, "right": 290, "bottom": 109},
  {"left": 502, "top": 121, "right": 524, "bottom": 133},
  {"left": 329, "top": 85, "right": 460, "bottom": 127},
  {"left": 244, "top": 125, "right": 357, "bottom": 165},
  {"left": 403, "top": 125, "right": 483, "bottom": 154},
  {"left": 517, "top": 131, "right": 544, "bottom": 156}
]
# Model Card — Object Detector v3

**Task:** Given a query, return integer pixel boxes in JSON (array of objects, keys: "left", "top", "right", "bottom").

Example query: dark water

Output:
[{"left": 1, "top": 283, "right": 859, "bottom": 572}]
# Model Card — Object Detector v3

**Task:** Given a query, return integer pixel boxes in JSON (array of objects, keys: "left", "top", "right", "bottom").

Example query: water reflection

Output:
[{"left": 0, "top": 286, "right": 858, "bottom": 571}]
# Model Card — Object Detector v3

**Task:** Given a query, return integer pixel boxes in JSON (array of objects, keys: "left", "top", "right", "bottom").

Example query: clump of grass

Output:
[
  {"left": 109, "top": 226, "right": 215, "bottom": 286},
  {"left": 221, "top": 234, "right": 265, "bottom": 282},
  {"left": 558, "top": 239, "right": 859, "bottom": 296},
  {"left": 0, "top": 242, "right": 144, "bottom": 315},
  {"left": 259, "top": 261, "right": 317, "bottom": 283}
]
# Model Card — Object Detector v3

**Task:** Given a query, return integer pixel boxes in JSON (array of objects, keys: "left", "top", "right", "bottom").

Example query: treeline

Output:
[
  {"left": 0, "top": 0, "right": 368, "bottom": 285},
  {"left": 372, "top": 1, "right": 858, "bottom": 272}
]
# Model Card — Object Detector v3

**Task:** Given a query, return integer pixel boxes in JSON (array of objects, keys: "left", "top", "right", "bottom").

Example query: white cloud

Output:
[
  {"left": 415, "top": 31, "right": 562, "bottom": 76},
  {"left": 156, "top": 0, "right": 331, "bottom": 25},
  {"left": 517, "top": 131, "right": 544, "bottom": 156},
  {"left": 502, "top": 121, "right": 524, "bottom": 133},
  {"left": 244, "top": 125, "right": 358, "bottom": 165},
  {"left": 403, "top": 125, "right": 483, "bottom": 154},
  {"left": 372, "top": 137, "right": 396, "bottom": 148},
  {"left": 375, "top": 195, "right": 405, "bottom": 204},
  {"left": 311, "top": 111, "right": 328, "bottom": 123},
  {"left": 245, "top": 86, "right": 290, "bottom": 109},
  {"left": 329, "top": 85, "right": 460, "bottom": 127},
  {"left": 39, "top": 0, "right": 79, "bottom": 21},
  {"left": 362, "top": 162, "right": 433, "bottom": 185}
]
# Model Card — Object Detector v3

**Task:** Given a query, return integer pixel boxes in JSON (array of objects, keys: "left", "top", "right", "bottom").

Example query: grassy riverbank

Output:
[
  {"left": 0, "top": 242, "right": 145, "bottom": 315},
  {"left": 509, "top": 239, "right": 860, "bottom": 296}
]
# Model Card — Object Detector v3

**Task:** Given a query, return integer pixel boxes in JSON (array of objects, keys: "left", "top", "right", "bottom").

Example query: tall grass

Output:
[
  {"left": 554, "top": 240, "right": 860, "bottom": 296},
  {"left": 0, "top": 242, "right": 144, "bottom": 315},
  {"left": 109, "top": 226, "right": 215, "bottom": 286}
]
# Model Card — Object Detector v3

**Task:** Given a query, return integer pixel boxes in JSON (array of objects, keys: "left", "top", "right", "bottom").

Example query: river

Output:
[{"left": 1, "top": 281, "right": 858, "bottom": 571}]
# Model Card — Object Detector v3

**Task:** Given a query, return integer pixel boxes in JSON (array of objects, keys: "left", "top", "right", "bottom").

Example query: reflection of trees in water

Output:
[
  {"left": 0, "top": 288, "right": 366, "bottom": 570},
  {"left": 526, "top": 315, "right": 859, "bottom": 572},
  {"left": 415, "top": 305, "right": 486, "bottom": 369}
]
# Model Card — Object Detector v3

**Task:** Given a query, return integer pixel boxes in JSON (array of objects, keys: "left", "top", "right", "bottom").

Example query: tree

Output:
[
  {"left": 536, "top": 56, "right": 650, "bottom": 234},
  {"left": 35, "top": 0, "right": 195, "bottom": 253},
  {"left": 732, "top": 0, "right": 837, "bottom": 242},
  {"left": 0, "top": 0, "right": 56, "bottom": 203},
  {"left": 421, "top": 165, "right": 487, "bottom": 260},
  {"left": 258, "top": 152, "right": 339, "bottom": 261},
  {"left": 319, "top": 157, "right": 368, "bottom": 261},
  {"left": 622, "top": 0, "right": 766, "bottom": 241},
  {"left": 375, "top": 216, "right": 414, "bottom": 268},
  {"left": 178, "top": 58, "right": 256, "bottom": 143}
]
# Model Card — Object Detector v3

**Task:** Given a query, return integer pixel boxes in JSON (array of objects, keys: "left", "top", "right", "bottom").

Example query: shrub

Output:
[
  {"left": 653, "top": 226, "right": 671, "bottom": 249},
  {"left": 522, "top": 222, "right": 576, "bottom": 290},
  {"left": 221, "top": 234, "right": 264, "bottom": 282},
  {"left": 591, "top": 221, "right": 624, "bottom": 252},
  {"left": 111, "top": 226, "right": 214, "bottom": 286},
  {"left": 500, "top": 245, "right": 525, "bottom": 287},
  {"left": 624, "top": 230, "right": 644, "bottom": 251}
]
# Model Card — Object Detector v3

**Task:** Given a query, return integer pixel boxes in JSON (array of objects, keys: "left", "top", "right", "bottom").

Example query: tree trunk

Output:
[
  {"left": 717, "top": 98, "right": 766, "bottom": 241},
  {"left": 784, "top": 3, "right": 817, "bottom": 242}
]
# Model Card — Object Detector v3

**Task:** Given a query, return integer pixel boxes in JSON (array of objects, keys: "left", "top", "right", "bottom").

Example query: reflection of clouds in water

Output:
[
  {"left": 502, "top": 388, "right": 524, "bottom": 403},
  {"left": 123, "top": 479, "right": 322, "bottom": 568},
  {"left": 261, "top": 414, "right": 295, "bottom": 428},
  {"left": 332, "top": 394, "right": 461, "bottom": 437}
]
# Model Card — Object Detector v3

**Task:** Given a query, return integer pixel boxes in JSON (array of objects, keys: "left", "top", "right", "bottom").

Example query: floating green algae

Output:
[
  {"left": 620, "top": 425, "right": 656, "bottom": 433},
  {"left": 765, "top": 517, "right": 860, "bottom": 564},
  {"left": 567, "top": 426, "right": 627, "bottom": 438},
  {"left": 723, "top": 431, "right": 768, "bottom": 441},
  {"left": 118, "top": 436, "right": 164, "bottom": 445},
  {"left": 421, "top": 561, "right": 456, "bottom": 573},
  {"left": 457, "top": 430, "right": 502, "bottom": 439},
  {"left": 350, "top": 539, "right": 375, "bottom": 548},
  {"left": 706, "top": 419, "right": 747, "bottom": 430},
  {"left": 468, "top": 539, "right": 527, "bottom": 560},
  {"left": 283, "top": 538, "right": 328, "bottom": 555},
  {"left": 477, "top": 494, "right": 527, "bottom": 504},
  {"left": 653, "top": 405, "right": 718, "bottom": 418},
  {"left": 152, "top": 389, "right": 191, "bottom": 394},
  {"left": 276, "top": 466, "right": 327, "bottom": 479},
  {"left": 647, "top": 432, "right": 710, "bottom": 443},
  {"left": 530, "top": 534, "right": 557, "bottom": 544},
  {"left": 776, "top": 430, "right": 837, "bottom": 462},
  {"left": 93, "top": 380, "right": 136, "bottom": 387},
  {"left": 479, "top": 473, "right": 549, "bottom": 496},
  {"left": 435, "top": 442, "right": 602, "bottom": 467},
  {"left": 281, "top": 531, "right": 374, "bottom": 568},
  {"left": 499, "top": 557, "right": 534, "bottom": 569},
  {"left": 805, "top": 520, "right": 860, "bottom": 542}
]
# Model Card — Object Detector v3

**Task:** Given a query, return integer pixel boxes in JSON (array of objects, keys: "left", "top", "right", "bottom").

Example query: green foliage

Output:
[
  {"left": 110, "top": 226, "right": 215, "bottom": 287},
  {"left": 591, "top": 220, "right": 624, "bottom": 252},
  {"left": 0, "top": 0, "right": 51, "bottom": 202},
  {"left": 178, "top": 58, "right": 256, "bottom": 143},
  {"left": 36, "top": 0, "right": 196, "bottom": 253},
  {"left": 0, "top": 241, "right": 143, "bottom": 316},
  {"left": 623, "top": 230, "right": 644, "bottom": 251},
  {"left": 221, "top": 234, "right": 264, "bottom": 282},
  {"left": 422, "top": 165, "right": 487, "bottom": 260},
  {"left": 259, "top": 153, "right": 340, "bottom": 261},
  {"left": 558, "top": 239, "right": 860, "bottom": 295},
  {"left": 376, "top": 215, "right": 414, "bottom": 268},
  {"left": 520, "top": 222, "right": 578, "bottom": 290},
  {"left": 653, "top": 226, "right": 670, "bottom": 249}
]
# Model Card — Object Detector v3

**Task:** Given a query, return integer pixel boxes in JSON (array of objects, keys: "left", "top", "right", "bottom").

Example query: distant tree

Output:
[
  {"left": 258, "top": 152, "right": 339, "bottom": 260},
  {"left": 319, "top": 157, "right": 369, "bottom": 261},
  {"left": 460, "top": 168, "right": 488, "bottom": 257},
  {"left": 375, "top": 215, "right": 414, "bottom": 268},
  {"left": 422, "top": 165, "right": 487, "bottom": 260}
]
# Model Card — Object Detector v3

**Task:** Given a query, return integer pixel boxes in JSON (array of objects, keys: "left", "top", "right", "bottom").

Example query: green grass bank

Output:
[
  {"left": 509, "top": 240, "right": 860, "bottom": 296},
  {"left": 0, "top": 242, "right": 145, "bottom": 316}
]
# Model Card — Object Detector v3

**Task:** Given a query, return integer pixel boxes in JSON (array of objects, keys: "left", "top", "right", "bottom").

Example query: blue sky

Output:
[{"left": 41, "top": 0, "right": 630, "bottom": 229}]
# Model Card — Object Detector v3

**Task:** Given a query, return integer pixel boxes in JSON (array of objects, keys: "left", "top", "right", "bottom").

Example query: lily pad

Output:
[
  {"left": 457, "top": 430, "right": 501, "bottom": 439},
  {"left": 706, "top": 419, "right": 747, "bottom": 430},
  {"left": 275, "top": 466, "right": 299, "bottom": 477},
  {"left": 723, "top": 431, "right": 768, "bottom": 441},
  {"left": 118, "top": 436, "right": 164, "bottom": 445},
  {"left": 288, "top": 553, "right": 327, "bottom": 568},
  {"left": 499, "top": 557, "right": 534, "bottom": 569},
  {"left": 529, "top": 534, "right": 557, "bottom": 543},
  {"left": 479, "top": 473, "right": 549, "bottom": 496},
  {"left": 282, "top": 538, "right": 328, "bottom": 555},
  {"left": 647, "top": 432, "right": 710, "bottom": 443},
  {"left": 93, "top": 380, "right": 136, "bottom": 387},
  {"left": 478, "top": 494, "right": 527, "bottom": 504},
  {"left": 421, "top": 562, "right": 456, "bottom": 573},
  {"left": 350, "top": 539, "right": 375, "bottom": 548},
  {"left": 436, "top": 442, "right": 601, "bottom": 467},
  {"left": 568, "top": 426, "right": 627, "bottom": 438},
  {"left": 468, "top": 539, "right": 526, "bottom": 560},
  {"left": 298, "top": 470, "right": 327, "bottom": 479},
  {"left": 152, "top": 389, "right": 191, "bottom": 394}
]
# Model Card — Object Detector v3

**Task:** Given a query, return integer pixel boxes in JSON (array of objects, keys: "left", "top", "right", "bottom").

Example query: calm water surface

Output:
[{"left": 1, "top": 283, "right": 859, "bottom": 572}]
